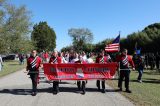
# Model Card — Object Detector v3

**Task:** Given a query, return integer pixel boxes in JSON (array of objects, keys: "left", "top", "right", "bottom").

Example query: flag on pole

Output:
[
  {"left": 134, "top": 42, "right": 141, "bottom": 55},
  {"left": 105, "top": 34, "right": 120, "bottom": 52}
]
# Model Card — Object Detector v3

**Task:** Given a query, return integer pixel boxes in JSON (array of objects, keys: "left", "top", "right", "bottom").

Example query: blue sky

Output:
[{"left": 10, "top": 0, "right": 160, "bottom": 50}]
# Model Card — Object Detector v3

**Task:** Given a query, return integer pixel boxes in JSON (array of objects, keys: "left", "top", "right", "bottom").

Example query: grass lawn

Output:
[
  {"left": 0, "top": 60, "right": 26, "bottom": 78},
  {"left": 107, "top": 69, "right": 160, "bottom": 106}
]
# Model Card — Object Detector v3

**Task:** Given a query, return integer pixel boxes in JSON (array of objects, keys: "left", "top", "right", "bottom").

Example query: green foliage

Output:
[
  {"left": 62, "top": 23, "right": 160, "bottom": 54},
  {"left": 31, "top": 21, "right": 56, "bottom": 52},
  {"left": 0, "top": 0, "right": 33, "bottom": 54},
  {"left": 121, "top": 23, "right": 160, "bottom": 54},
  {"left": 68, "top": 28, "right": 93, "bottom": 52}
]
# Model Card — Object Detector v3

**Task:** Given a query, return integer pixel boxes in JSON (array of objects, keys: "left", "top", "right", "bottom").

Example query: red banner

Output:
[{"left": 43, "top": 63, "right": 118, "bottom": 80}]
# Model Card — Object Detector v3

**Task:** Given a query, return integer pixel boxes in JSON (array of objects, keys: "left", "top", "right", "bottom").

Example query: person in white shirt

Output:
[
  {"left": 61, "top": 52, "right": 68, "bottom": 63},
  {"left": 82, "top": 51, "right": 87, "bottom": 61},
  {"left": 70, "top": 52, "right": 79, "bottom": 63},
  {"left": 64, "top": 52, "right": 70, "bottom": 62},
  {"left": 87, "top": 53, "right": 94, "bottom": 63}
]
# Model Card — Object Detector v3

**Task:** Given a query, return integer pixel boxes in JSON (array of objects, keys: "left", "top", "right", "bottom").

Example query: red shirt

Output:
[
  {"left": 96, "top": 56, "right": 109, "bottom": 63},
  {"left": 49, "top": 56, "right": 62, "bottom": 64},
  {"left": 43, "top": 53, "right": 49, "bottom": 59},
  {"left": 57, "top": 57, "right": 62, "bottom": 63},
  {"left": 27, "top": 56, "right": 42, "bottom": 71},
  {"left": 116, "top": 54, "right": 135, "bottom": 68}
]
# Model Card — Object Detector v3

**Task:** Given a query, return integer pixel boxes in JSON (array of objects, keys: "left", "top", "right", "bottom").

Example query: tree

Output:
[
  {"left": 68, "top": 28, "right": 93, "bottom": 52},
  {"left": 31, "top": 22, "right": 56, "bottom": 52},
  {"left": 0, "top": 0, "right": 33, "bottom": 53}
]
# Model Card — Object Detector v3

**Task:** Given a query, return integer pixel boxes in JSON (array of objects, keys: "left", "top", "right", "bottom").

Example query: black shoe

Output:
[
  {"left": 81, "top": 81, "right": 86, "bottom": 95},
  {"left": 53, "top": 90, "right": 58, "bottom": 94},
  {"left": 82, "top": 90, "right": 86, "bottom": 95},
  {"left": 31, "top": 92, "right": 37, "bottom": 96},
  {"left": 102, "top": 89, "right": 106, "bottom": 93},
  {"left": 119, "top": 88, "right": 122, "bottom": 91},
  {"left": 126, "top": 89, "right": 132, "bottom": 93}
]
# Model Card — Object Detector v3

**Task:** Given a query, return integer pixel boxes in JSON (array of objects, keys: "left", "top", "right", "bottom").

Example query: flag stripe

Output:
[
  {"left": 105, "top": 35, "right": 120, "bottom": 52},
  {"left": 106, "top": 46, "right": 119, "bottom": 49}
]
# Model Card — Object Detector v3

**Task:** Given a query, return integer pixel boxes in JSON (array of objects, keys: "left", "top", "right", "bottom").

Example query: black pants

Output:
[
  {"left": 118, "top": 69, "right": 130, "bottom": 90},
  {"left": 30, "top": 74, "right": 38, "bottom": 92},
  {"left": 156, "top": 61, "right": 159, "bottom": 69},
  {"left": 53, "top": 81, "right": 59, "bottom": 93},
  {"left": 96, "top": 80, "right": 105, "bottom": 90},
  {"left": 77, "top": 81, "right": 86, "bottom": 92}
]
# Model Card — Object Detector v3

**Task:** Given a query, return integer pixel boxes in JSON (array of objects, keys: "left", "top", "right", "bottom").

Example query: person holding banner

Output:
[
  {"left": 75, "top": 55, "right": 87, "bottom": 94},
  {"left": 49, "top": 51, "right": 62, "bottom": 94},
  {"left": 117, "top": 49, "right": 135, "bottom": 93},
  {"left": 96, "top": 50, "right": 112, "bottom": 93},
  {"left": 26, "top": 50, "right": 42, "bottom": 96}
]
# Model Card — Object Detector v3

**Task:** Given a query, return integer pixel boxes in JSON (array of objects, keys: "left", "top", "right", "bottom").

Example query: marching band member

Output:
[
  {"left": 116, "top": 49, "right": 135, "bottom": 93},
  {"left": 26, "top": 50, "right": 42, "bottom": 96},
  {"left": 96, "top": 50, "right": 111, "bottom": 93},
  {"left": 42, "top": 51, "right": 49, "bottom": 63},
  {"left": 49, "top": 51, "right": 62, "bottom": 94}
]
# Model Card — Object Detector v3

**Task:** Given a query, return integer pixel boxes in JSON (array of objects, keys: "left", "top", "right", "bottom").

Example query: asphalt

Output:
[{"left": 0, "top": 69, "right": 134, "bottom": 106}]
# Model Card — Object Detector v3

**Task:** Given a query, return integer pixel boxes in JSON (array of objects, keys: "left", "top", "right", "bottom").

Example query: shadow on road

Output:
[{"left": 0, "top": 87, "right": 120, "bottom": 95}]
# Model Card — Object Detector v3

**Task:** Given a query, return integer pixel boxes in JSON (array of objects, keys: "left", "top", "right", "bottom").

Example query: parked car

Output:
[{"left": 2, "top": 54, "right": 16, "bottom": 61}]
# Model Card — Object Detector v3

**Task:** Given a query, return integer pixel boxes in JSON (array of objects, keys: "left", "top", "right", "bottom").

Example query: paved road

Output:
[{"left": 0, "top": 69, "right": 134, "bottom": 106}]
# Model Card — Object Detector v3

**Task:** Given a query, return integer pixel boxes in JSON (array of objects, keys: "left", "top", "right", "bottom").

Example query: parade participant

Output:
[
  {"left": 70, "top": 52, "right": 79, "bottom": 63},
  {"left": 69, "top": 51, "right": 74, "bottom": 62},
  {"left": 137, "top": 55, "right": 145, "bottom": 83},
  {"left": 87, "top": 53, "right": 94, "bottom": 63},
  {"left": 75, "top": 55, "right": 87, "bottom": 94},
  {"left": 61, "top": 52, "right": 68, "bottom": 63},
  {"left": 26, "top": 50, "right": 42, "bottom": 96},
  {"left": 64, "top": 52, "right": 70, "bottom": 62},
  {"left": 96, "top": 50, "right": 111, "bottom": 93},
  {"left": 116, "top": 49, "right": 135, "bottom": 93},
  {"left": 49, "top": 51, "right": 62, "bottom": 94},
  {"left": 43, "top": 51, "right": 49, "bottom": 63},
  {"left": 132, "top": 53, "right": 139, "bottom": 70},
  {"left": 82, "top": 51, "right": 87, "bottom": 61}
]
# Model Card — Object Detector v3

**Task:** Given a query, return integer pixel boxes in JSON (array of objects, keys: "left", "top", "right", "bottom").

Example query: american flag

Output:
[{"left": 105, "top": 34, "right": 120, "bottom": 52}]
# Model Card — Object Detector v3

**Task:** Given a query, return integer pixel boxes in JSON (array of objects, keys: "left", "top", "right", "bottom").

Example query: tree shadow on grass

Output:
[
  {"left": 143, "top": 71, "right": 160, "bottom": 75},
  {"left": 130, "top": 79, "right": 160, "bottom": 84}
]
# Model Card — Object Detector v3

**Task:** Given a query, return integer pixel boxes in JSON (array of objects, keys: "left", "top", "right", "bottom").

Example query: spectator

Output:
[
  {"left": 155, "top": 52, "right": 160, "bottom": 70},
  {"left": 0, "top": 55, "right": 3, "bottom": 71}
]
